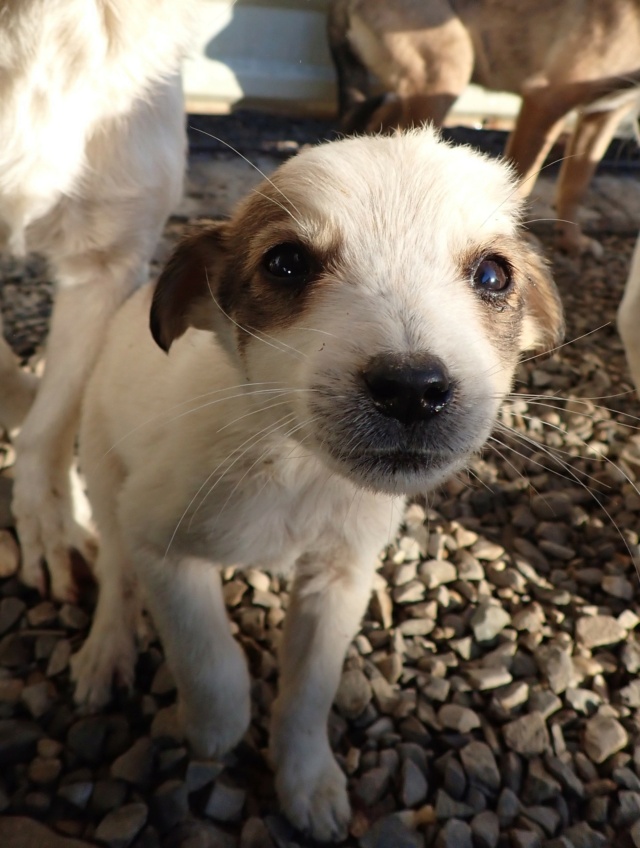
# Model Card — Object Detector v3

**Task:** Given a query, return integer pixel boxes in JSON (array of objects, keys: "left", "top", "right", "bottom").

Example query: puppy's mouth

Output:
[{"left": 326, "top": 444, "right": 471, "bottom": 494}]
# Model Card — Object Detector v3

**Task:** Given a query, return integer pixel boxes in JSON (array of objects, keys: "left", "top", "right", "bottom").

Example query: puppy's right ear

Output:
[{"left": 150, "top": 223, "right": 227, "bottom": 352}]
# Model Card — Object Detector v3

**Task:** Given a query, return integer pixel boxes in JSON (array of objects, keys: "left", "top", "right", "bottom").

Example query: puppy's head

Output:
[{"left": 151, "top": 128, "right": 563, "bottom": 495}]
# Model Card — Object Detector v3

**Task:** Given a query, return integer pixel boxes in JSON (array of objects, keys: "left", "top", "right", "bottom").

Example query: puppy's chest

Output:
[{"left": 180, "top": 449, "right": 384, "bottom": 574}]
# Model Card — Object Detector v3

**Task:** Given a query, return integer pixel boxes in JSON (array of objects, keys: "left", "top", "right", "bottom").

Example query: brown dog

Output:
[{"left": 328, "top": 0, "right": 640, "bottom": 256}]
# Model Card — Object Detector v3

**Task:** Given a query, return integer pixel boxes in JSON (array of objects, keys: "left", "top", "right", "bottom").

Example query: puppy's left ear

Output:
[
  {"left": 150, "top": 222, "right": 228, "bottom": 352},
  {"left": 518, "top": 242, "right": 565, "bottom": 356}
]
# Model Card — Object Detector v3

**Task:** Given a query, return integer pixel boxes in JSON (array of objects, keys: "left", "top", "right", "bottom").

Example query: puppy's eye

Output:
[
  {"left": 262, "top": 243, "right": 312, "bottom": 284},
  {"left": 473, "top": 257, "right": 511, "bottom": 294}
]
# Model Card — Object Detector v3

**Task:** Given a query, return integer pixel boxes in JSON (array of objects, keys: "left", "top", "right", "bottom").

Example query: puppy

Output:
[
  {"left": 72, "top": 129, "right": 563, "bottom": 841},
  {"left": 0, "top": 0, "right": 197, "bottom": 600},
  {"left": 328, "top": 0, "right": 640, "bottom": 256}
]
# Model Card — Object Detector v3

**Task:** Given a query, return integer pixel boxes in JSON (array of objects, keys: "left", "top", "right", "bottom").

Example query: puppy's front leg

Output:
[
  {"left": 136, "top": 553, "right": 251, "bottom": 759},
  {"left": 270, "top": 549, "right": 378, "bottom": 842}
]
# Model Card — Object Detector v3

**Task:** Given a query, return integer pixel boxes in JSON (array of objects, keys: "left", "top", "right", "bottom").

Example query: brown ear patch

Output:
[
  {"left": 519, "top": 241, "right": 565, "bottom": 357},
  {"left": 150, "top": 223, "right": 227, "bottom": 352}
]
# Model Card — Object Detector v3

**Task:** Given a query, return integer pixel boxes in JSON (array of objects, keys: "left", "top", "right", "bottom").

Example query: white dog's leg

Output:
[
  {"left": 270, "top": 552, "right": 378, "bottom": 842},
  {"left": 134, "top": 553, "right": 251, "bottom": 759},
  {"left": 12, "top": 76, "right": 185, "bottom": 601},
  {"left": 13, "top": 270, "right": 143, "bottom": 600},
  {"left": 71, "top": 534, "right": 139, "bottom": 711},
  {"left": 0, "top": 312, "right": 38, "bottom": 434}
]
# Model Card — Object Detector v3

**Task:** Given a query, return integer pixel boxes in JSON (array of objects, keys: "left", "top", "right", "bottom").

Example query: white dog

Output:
[
  {"left": 0, "top": 0, "right": 197, "bottom": 600},
  {"left": 72, "top": 129, "right": 563, "bottom": 841}
]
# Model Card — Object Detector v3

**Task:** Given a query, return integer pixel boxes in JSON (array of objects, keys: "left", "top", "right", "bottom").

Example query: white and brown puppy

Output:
[
  {"left": 72, "top": 129, "right": 563, "bottom": 841},
  {"left": 0, "top": 0, "right": 197, "bottom": 601}
]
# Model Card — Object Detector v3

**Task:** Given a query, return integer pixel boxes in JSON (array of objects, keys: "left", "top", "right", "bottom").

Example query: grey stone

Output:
[
  {"left": 503, "top": 712, "right": 550, "bottom": 756},
  {"left": 438, "top": 704, "right": 480, "bottom": 733},
  {"left": 460, "top": 741, "right": 501, "bottom": 796},
  {"left": 150, "top": 705, "right": 182, "bottom": 747},
  {"left": 575, "top": 615, "right": 626, "bottom": 649},
  {"left": 466, "top": 667, "right": 512, "bottom": 691},
  {"left": 0, "top": 598, "right": 25, "bottom": 636},
  {"left": 530, "top": 493, "right": 572, "bottom": 520},
  {"left": 400, "top": 757, "right": 428, "bottom": 807},
  {"left": 583, "top": 715, "right": 628, "bottom": 764},
  {"left": 0, "top": 817, "right": 94, "bottom": 848},
  {"left": 470, "top": 604, "right": 511, "bottom": 642},
  {"left": 444, "top": 756, "right": 467, "bottom": 800},
  {"left": 20, "top": 680, "right": 53, "bottom": 718},
  {"left": 613, "top": 791, "right": 640, "bottom": 828},
  {"left": 435, "top": 789, "right": 475, "bottom": 820},
  {"left": 470, "top": 810, "right": 499, "bottom": 848},
  {"left": 544, "top": 755, "right": 585, "bottom": 799},
  {"left": 496, "top": 787, "right": 522, "bottom": 826},
  {"left": 185, "top": 759, "right": 225, "bottom": 793},
  {"left": 0, "top": 718, "right": 42, "bottom": 765},
  {"left": 57, "top": 779, "right": 94, "bottom": 809},
  {"left": 90, "top": 779, "right": 128, "bottom": 817},
  {"left": 522, "top": 759, "right": 561, "bottom": 805},
  {"left": 150, "top": 779, "right": 189, "bottom": 831},
  {"left": 601, "top": 574, "right": 634, "bottom": 600},
  {"left": 204, "top": 780, "right": 246, "bottom": 822},
  {"left": 623, "top": 638, "right": 640, "bottom": 674},
  {"left": 240, "top": 817, "right": 276, "bottom": 848},
  {"left": 523, "top": 804, "right": 561, "bottom": 835},
  {"left": 620, "top": 679, "right": 640, "bottom": 708},
  {"left": 46, "top": 639, "right": 71, "bottom": 676},
  {"left": 527, "top": 690, "right": 562, "bottom": 720},
  {"left": 335, "top": 668, "right": 372, "bottom": 719},
  {"left": 354, "top": 766, "right": 391, "bottom": 806},
  {"left": 111, "top": 737, "right": 155, "bottom": 787},
  {"left": 613, "top": 766, "right": 640, "bottom": 792},
  {"left": 565, "top": 688, "right": 601, "bottom": 715},
  {"left": 359, "top": 814, "right": 423, "bottom": 848},
  {"left": 562, "top": 821, "right": 608, "bottom": 848},
  {"left": 28, "top": 756, "right": 62, "bottom": 785},
  {"left": 95, "top": 803, "right": 148, "bottom": 848},
  {"left": 27, "top": 602, "right": 57, "bottom": 628},
  {"left": 67, "top": 715, "right": 111, "bottom": 764},
  {"left": 37, "top": 737, "right": 63, "bottom": 758},
  {"left": 435, "top": 818, "right": 473, "bottom": 848},
  {"left": 509, "top": 831, "right": 541, "bottom": 848},
  {"left": 58, "top": 604, "right": 88, "bottom": 630},
  {"left": 420, "top": 559, "right": 457, "bottom": 589},
  {"left": 534, "top": 644, "right": 574, "bottom": 694}
]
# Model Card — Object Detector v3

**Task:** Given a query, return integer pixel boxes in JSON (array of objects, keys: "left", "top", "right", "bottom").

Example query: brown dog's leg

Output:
[
  {"left": 504, "top": 91, "right": 572, "bottom": 197},
  {"left": 555, "top": 100, "right": 638, "bottom": 256}
]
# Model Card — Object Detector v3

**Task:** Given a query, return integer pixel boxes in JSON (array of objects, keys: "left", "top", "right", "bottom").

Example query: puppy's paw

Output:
[
  {"left": 179, "top": 689, "right": 251, "bottom": 761},
  {"left": 554, "top": 227, "right": 604, "bottom": 260},
  {"left": 14, "top": 465, "right": 97, "bottom": 602},
  {"left": 71, "top": 627, "right": 137, "bottom": 711},
  {"left": 275, "top": 748, "right": 350, "bottom": 843}
]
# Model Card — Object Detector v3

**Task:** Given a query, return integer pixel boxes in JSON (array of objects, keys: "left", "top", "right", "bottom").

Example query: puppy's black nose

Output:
[{"left": 363, "top": 353, "right": 453, "bottom": 425}]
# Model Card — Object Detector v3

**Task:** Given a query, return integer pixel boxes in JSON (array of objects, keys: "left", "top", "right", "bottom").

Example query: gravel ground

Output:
[{"left": 1, "top": 120, "right": 640, "bottom": 848}]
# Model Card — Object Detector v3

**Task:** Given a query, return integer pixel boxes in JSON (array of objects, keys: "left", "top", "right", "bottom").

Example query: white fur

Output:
[
  {"left": 0, "top": 0, "right": 197, "bottom": 599},
  {"left": 619, "top": 233, "right": 640, "bottom": 395},
  {"left": 72, "top": 129, "right": 560, "bottom": 841}
]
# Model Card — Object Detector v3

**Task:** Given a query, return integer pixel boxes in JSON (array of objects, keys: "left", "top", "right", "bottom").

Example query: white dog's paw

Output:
[
  {"left": 179, "top": 690, "right": 251, "bottom": 761},
  {"left": 71, "top": 627, "right": 137, "bottom": 711},
  {"left": 275, "top": 748, "right": 350, "bottom": 843},
  {"left": 13, "top": 464, "right": 97, "bottom": 602}
]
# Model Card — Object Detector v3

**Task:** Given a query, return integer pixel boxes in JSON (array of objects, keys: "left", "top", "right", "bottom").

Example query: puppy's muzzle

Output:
[{"left": 362, "top": 352, "right": 453, "bottom": 426}]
